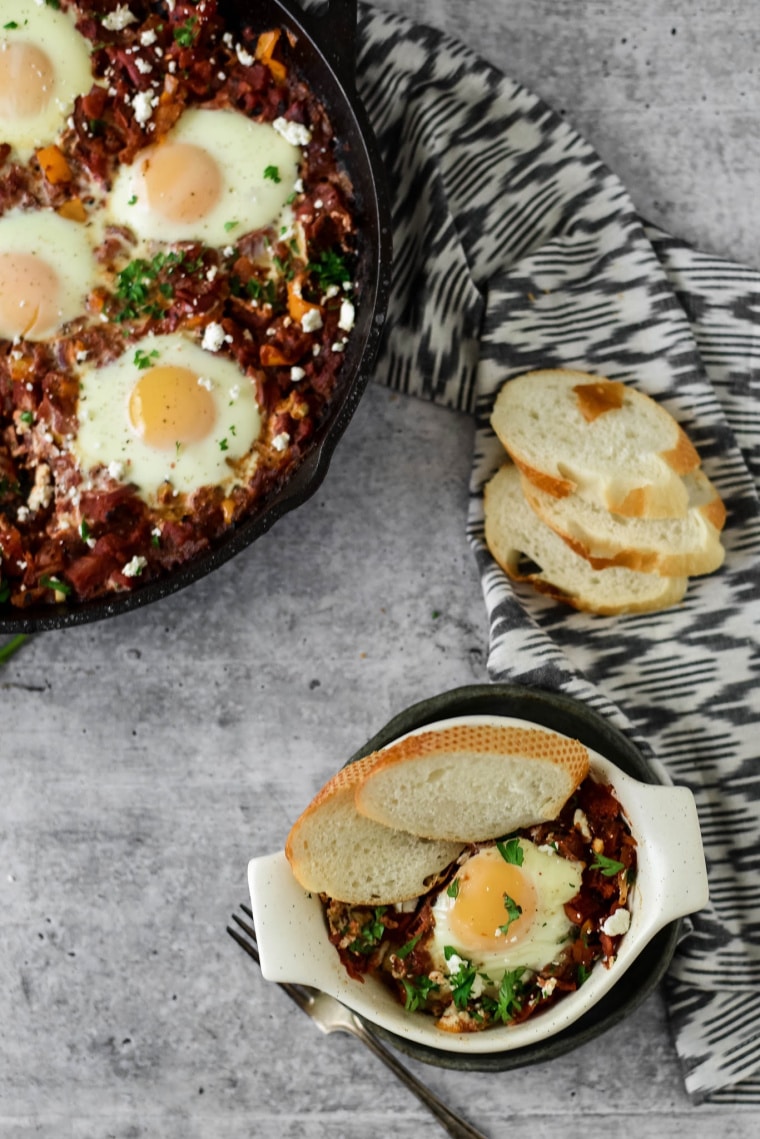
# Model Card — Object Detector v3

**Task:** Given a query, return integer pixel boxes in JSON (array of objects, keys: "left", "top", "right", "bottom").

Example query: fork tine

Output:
[{"left": 226, "top": 920, "right": 261, "bottom": 964}]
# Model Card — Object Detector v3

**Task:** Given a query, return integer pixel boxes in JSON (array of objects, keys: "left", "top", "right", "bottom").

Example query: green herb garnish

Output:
[
  {"left": 446, "top": 878, "right": 459, "bottom": 899},
  {"left": 347, "top": 908, "right": 387, "bottom": 955},
  {"left": 39, "top": 574, "right": 71, "bottom": 596},
  {"left": 19, "top": 410, "right": 34, "bottom": 425},
  {"left": 134, "top": 348, "right": 159, "bottom": 370},
  {"left": 497, "top": 893, "right": 522, "bottom": 934},
  {"left": 496, "top": 838, "right": 524, "bottom": 866},
  {"left": 264, "top": 165, "right": 281, "bottom": 183},
  {"left": 395, "top": 933, "right": 422, "bottom": 960},
  {"left": 590, "top": 853, "right": 625, "bottom": 877},
  {"left": 308, "top": 248, "right": 351, "bottom": 290},
  {"left": 0, "top": 633, "right": 28, "bottom": 661},
  {"left": 401, "top": 974, "right": 439, "bottom": 1012},
  {"left": 173, "top": 17, "right": 197, "bottom": 47}
]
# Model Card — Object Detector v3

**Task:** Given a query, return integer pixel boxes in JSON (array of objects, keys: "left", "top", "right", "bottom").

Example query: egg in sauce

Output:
[
  {"left": 0, "top": 208, "right": 100, "bottom": 340},
  {"left": 430, "top": 840, "right": 583, "bottom": 982},
  {"left": 0, "top": 0, "right": 94, "bottom": 157},
  {"left": 71, "top": 333, "right": 262, "bottom": 501},
  {"left": 108, "top": 108, "right": 304, "bottom": 246}
]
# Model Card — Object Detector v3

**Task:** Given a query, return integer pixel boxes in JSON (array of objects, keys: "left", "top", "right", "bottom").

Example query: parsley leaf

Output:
[
  {"left": 134, "top": 348, "right": 159, "bottom": 370},
  {"left": 307, "top": 248, "right": 351, "bottom": 290},
  {"left": 496, "top": 838, "right": 524, "bottom": 866},
  {"left": 497, "top": 893, "right": 522, "bottom": 934},
  {"left": 591, "top": 853, "right": 625, "bottom": 877},
  {"left": 347, "top": 907, "right": 387, "bottom": 955},
  {"left": 395, "top": 933, "right": 422, "bottom": 960},
  {"left": 446, "top": 878, "right": 459, "bottom": 899},
  {"left": 173, "top": 17, "right": 197, "bottom": 47},
  {"left": 264, "top": 165, "right": 281, "bottom": 183},
  {"left": 401, "top": 974, "right": 438, "bottom": 1012},
  {"left": 39, "top": 574, "right": 71, "bottom": 596}
]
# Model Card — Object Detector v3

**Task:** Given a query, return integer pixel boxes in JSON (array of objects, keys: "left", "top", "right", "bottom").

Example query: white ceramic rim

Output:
[{"left": 248, "top": 713, "right": 708, "bottom": 1054}]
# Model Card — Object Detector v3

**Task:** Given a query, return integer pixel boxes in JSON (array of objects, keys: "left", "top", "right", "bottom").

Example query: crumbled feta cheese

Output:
[
  {"left": 272, "top": 116, "right": 312, "bottom": 147},
  {"left": 290, "top": 366, "right": 306, "bottom": 382},
  {"left": 222, "top": 245, "right": 236, "bottom": 258},
  {"left": 135, "top": 57, "right": 153, "bottom": 76},
  {"left": 206, "top": 265, "right": 218, "bottom": 282},
  {"left": 197, "top": 376, "right": 214, "bottom": 392},
  {"left": 76, "top": 349, "right": 88, "bottom": 363},
  {"left": 122, "top": 555, "right": 147, "bottom": 578},
  {"left": 338, "top": 299, "right": 355, "bottom": 332},
  {"left": 314, "top": 198, "right": 324, "bottom": 209},
  {"left": 538, "top": 976, "right": 558, "bottom": 997},
  {"left": 15, "top": 506, "right": 29, "bottom": 523},
  {"left": 323, "top": 284, "right": 340, "bottom": 300},
  {"left": 108, "top": 460, "right": 126, "bottom": 481},
  {"left": 601, "top": 908, "right": 631, "bottom": 937},
  {"left": 201, "top": 322, "right": 226, "bottom": 352},
  {"left": 140, "top": 29, "right": 157, "bottom": 46},
  {"left": 102, "top": 5, "right": 136, "bottom": 31},
  {"left": 445, "top": 952, "right": 465, "bottom": 975},
  {"left": 300, "top": 308, "right": 323, "bottom": 333},
  {"left": 293, "top": 177, "right": 304, "bottom": 193},
  {"left": 271, "top": 432, "right": 290, "bottom": 452},
  {"left": 331, "top": 340, "right": 346, "bottom": 353},
  {"left": 132, "top": 90, "right": 156, "bottom": 126},
  {"left": 236, "top": 44, "right": 254, "bottom": 66}
]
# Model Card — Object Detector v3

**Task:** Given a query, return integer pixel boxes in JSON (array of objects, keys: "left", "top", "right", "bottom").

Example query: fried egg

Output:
[
  {"left": 108, "top": 108, "right": 303, "bottom": 246},
  {"left": 0, "top": 0, "right": 93, "bottom": 156},
  {"left": 0, "top": 209, "right": 99, "bottom": 340},
  {"left": 430, "top": 839, "right": 583, "bottom": 981},
  {"left": 71, "top": 333, "right": 261, "bottom": 501}
]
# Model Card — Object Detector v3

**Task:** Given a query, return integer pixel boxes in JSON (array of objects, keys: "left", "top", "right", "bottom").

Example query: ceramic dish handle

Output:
[
  {"left": 296, "top": 0, "right": 358, "bottom": 92},
  {"left": 632, "top": 782, "right": 709, "bottom": 928}
]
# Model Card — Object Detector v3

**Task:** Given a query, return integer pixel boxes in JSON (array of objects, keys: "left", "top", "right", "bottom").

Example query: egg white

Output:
[
  {"left": 0, "top": 0, "right": 93, "bottom": 156},
  {"left": 430, "top": 840, "right": 583, "bottom": 981},
  {"left": 108, "top": 108, "right": 303, "bottom": 246},
  {"left": 71, "top": 333, "right": 262, "bottom": 501},
  {"left": 0, "top": 208, "right": 100, "bottom": 340}
]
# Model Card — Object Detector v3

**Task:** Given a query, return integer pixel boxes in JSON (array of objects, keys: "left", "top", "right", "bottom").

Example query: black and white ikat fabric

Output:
[{"left": 356, "top": 3, "right": 760, "bottom": 1104}]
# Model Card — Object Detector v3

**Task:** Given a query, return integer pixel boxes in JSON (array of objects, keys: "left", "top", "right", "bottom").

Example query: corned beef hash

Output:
[{"left": 0, "top": 0, "right": 361, "bottom": 607}]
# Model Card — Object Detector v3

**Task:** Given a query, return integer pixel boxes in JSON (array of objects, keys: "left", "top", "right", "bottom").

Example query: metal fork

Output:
[{"left": 227, "top": 904, "right": 489, "bottom": 1139}]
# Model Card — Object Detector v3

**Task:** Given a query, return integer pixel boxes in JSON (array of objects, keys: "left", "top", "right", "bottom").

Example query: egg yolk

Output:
[
  {"left": 129, "top": 366, "right": 217, "bottom": 449},
  {"left": 447, "top": 852, "right": 537, "bottom": 954},
  {"left": 0, "top": 42, "right": 55, "bottom": 119},
  {"left": 141, "top": 143, "right": 223, "bottom": 224},
  {"left": 0, "top": 251, "right": 60, "bottom": 338}
]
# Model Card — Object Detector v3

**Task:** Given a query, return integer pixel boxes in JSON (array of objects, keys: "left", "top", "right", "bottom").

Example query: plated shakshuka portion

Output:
[
  {"left": 285, "top": 723, "right": 637, "bottom": 1033},
  {"left": 0, "top": 0, "right": 360, "bottom": 606}
]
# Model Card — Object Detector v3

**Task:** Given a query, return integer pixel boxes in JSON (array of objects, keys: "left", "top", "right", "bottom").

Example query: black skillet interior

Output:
[
  {"left": 346, "top": 683, "right": 682, "bottom": 1071},
  {"left": 0, "top": 0, "right": 392, "bottom": 632}
]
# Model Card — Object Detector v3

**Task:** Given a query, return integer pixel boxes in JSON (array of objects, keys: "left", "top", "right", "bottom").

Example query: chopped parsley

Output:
[
  {"left": 218, "top": 438, "right": 229, "bottom": 452},
  {"left": 496, "top": 838, "right": 524, "bottom": 866},
  {"left": 224, "top": 220, "right": 239, "bottom": 232},
  {"left": 19, "top": 410, "right": 34, "bottom": 425},
  {"left": 127, "top": 195, "right": 138, "bottom": 206},
  {"left": 347, "top": 908, "right": 387, "bottom": 955},
  {"left": 113, "top": 250, "right": 201, "bottom": 322},
  {"left": 446, "top": 955, "right": 479, "bottom": 1010},
  {"left": 134, "top": 348, "right": 159, "bottom": 370},
  {"left": 79, "top": 519, "right": 91, "bottom": 542},
  {"left": 446, "top": 878, "right": 459, "bottom": 899},
  {"left": 173, "top": 17, "right": 197, "bottom": 47},
  {"left": 497, "top": 893, "right": 522, "bottom": 934},
  {"left": 264, "top": 165, "right": 281, "bottom": 183},
  {"left": 401, "top": 974, "right": 439, "bottom": 1013},
  {"left": 490, "top": 968, "right": 526, "bottom": 1023},
  {"left": 590, "top": 853, "right": 625, "bottom": 877},
  {"left": 395, "top": 933, "right": 422, "bottom": 960},
  {"left": 308, "top": 248, "right": 351, "bottom": 290}
]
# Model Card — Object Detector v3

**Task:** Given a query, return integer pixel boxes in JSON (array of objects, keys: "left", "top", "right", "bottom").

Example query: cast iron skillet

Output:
[{"left": 0, "top": 0, "right": 392, "bottom": 632}]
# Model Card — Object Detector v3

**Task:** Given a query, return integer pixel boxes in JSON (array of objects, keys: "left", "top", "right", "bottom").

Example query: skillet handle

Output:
[{"left": 296, "top": 0, "right": 358, "bottom": 92}]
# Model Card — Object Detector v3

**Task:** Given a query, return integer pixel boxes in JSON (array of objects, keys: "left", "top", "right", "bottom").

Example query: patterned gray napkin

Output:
[{"left": 357, "top": 2, "right": 760, "bottom": 1103}]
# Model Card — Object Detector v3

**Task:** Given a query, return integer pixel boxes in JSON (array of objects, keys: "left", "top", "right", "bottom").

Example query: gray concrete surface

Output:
[{"left": 2, "top": 1, "right": 759, "bottom": 1136}]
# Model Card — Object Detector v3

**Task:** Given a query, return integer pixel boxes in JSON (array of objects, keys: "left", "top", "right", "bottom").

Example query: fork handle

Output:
[{"left": 346, "top": 1017, "right": 489, "bottom": 1139}]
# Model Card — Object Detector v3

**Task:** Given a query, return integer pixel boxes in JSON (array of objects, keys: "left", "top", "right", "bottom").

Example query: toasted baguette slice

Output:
[
  {"left": 354, "top": 722, "right": 589, "bottom": 842},
  {"left": 484, "top": 464, "right": 688, "bottom": 614},
  {"left": 285, "top": 754, "right": 464, "bottom": 904},
  {"left": 522, "top": 468, "right": 726, "bottom": 575},
  {"left": 490, "top": 369, "right": 700, "bottom": 519}
]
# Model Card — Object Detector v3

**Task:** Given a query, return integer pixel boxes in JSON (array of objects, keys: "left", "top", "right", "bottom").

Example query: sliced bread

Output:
[
  {"left": 484, "top": 463, "right": 689, "bottom": 614},
  {"left": 285, "top": 754, "right": 464, "bottom": 904},
  {"left": 490, "top": 369, "right": 700, "bottom": 519},
  {"left": 354, "top": 722, "right": 589, "bottom": 843},
  {"left": 521, "top": 467, "right": 726, "bottom": 575}
]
